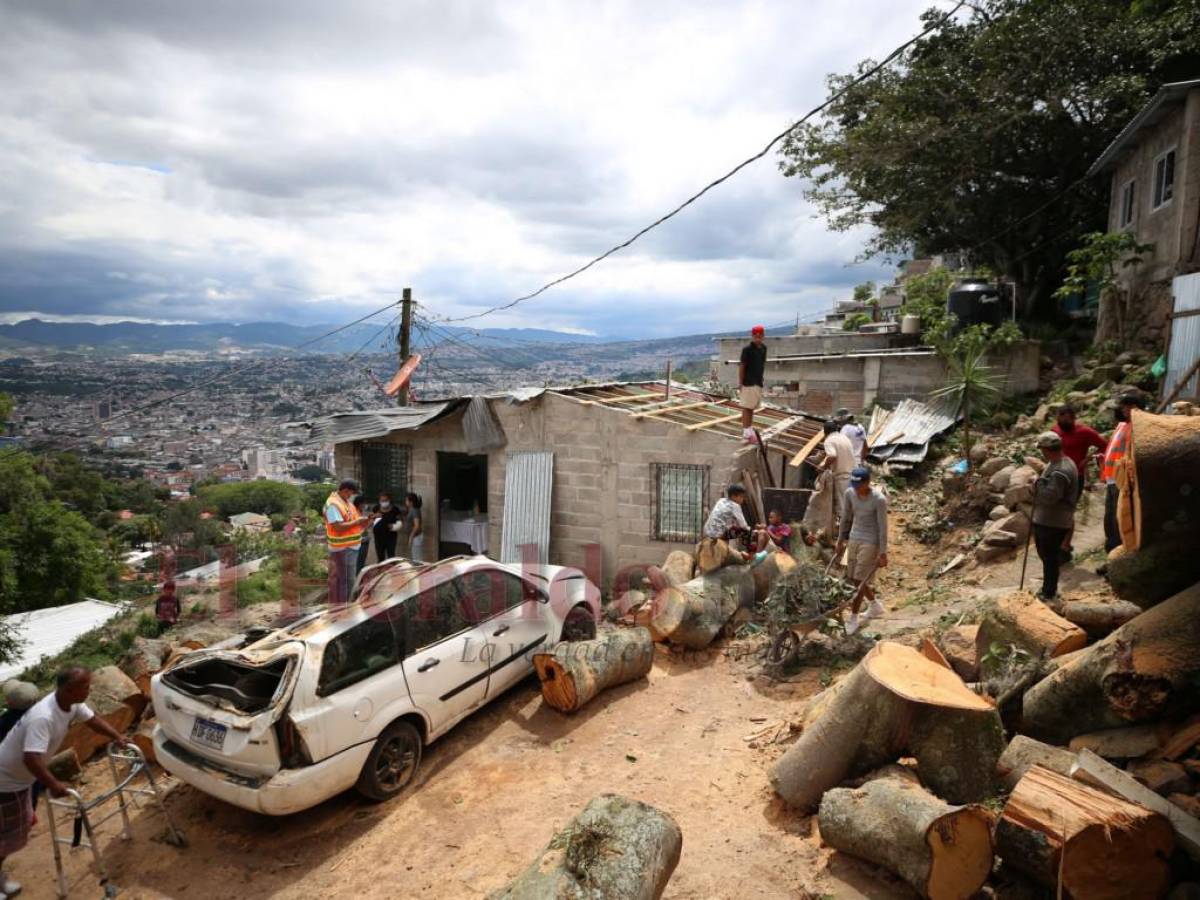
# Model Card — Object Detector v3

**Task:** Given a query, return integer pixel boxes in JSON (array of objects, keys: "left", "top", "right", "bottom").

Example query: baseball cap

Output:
[
  {"left": 750, "top": 325, "right": 765, "bottom": 335},
  {"left": 1036, "top": 431, "right": 1062, "bottom": 449},
  {"left": 835, "top": 407, "right": 851, "bottom": 418},
  {"left": 338, "top": 478, "right": 360, "bottom": 492},
  {"left": 849, "top": 466, "right": 870, "bottom": 485}
]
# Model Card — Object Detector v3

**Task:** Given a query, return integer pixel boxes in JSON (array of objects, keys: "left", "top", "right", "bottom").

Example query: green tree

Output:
[
  {"left": 842, "top": 312, "right": 872, "bottom": 332},
  {"left": 301, "top": 482, "right": 336, "bottom": 513},
  {"left": 196, "top": 480, "right": 303, "bottom": 518},
  {"left": 778, "top": 0, "right": 1200, "bottom": 319},
  {"left": 161, "top": 498, "right": 224, "bottom": 558},
  {"left": 1054, "top": 231, "right": 1155, "bottom": 343},
  {"left": 852, "top": 281, "right": 876, "bottom": 304},
  {"left": 0, "top": 393, "right": 12, "bottom": 423},
  {"left": 293, "top": 464, "right": 333, "bottom": 483}
]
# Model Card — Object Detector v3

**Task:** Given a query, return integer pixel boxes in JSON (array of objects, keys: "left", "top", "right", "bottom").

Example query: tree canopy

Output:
[
  {"left": 196, "top": 480, "right": 303, "bottom": 518},
  {"left": 779, "top": 0, "right": 1200, "bottom": 318}
]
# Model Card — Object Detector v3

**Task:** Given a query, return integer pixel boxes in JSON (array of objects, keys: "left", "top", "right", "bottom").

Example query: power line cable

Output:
[{"left": 434, "top": 0, "right": 967, "bottom": 325}]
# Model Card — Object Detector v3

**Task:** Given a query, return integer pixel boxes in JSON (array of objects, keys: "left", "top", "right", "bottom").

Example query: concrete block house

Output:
[{"left": 307, "top": 383, "right": 822, "bottom": 590}]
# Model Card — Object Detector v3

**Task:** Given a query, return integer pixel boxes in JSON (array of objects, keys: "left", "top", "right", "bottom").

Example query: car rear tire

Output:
[
  {"left": 560, "top": 603, "right": 597, "bottom": 642},
  {"left": 355, "top": 720, "right": 423, "bottom": 802}
]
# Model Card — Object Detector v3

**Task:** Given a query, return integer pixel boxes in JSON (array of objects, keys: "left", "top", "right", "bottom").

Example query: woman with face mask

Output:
[{"left": 373, "top": 492, "right": 401, "bottom": 562}]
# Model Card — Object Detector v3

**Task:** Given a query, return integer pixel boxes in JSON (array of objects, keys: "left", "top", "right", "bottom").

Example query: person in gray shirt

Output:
[
  {"left": 834, "top": 467, "right": 888, "bottom": 635},
  {"left": 1032, "top": 431, "right": 1079, "bottom": 601}
]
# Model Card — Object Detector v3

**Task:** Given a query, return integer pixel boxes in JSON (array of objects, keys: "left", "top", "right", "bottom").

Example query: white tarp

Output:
[{"left": 0, "top": 599, "right": 126, "bottom": 682}]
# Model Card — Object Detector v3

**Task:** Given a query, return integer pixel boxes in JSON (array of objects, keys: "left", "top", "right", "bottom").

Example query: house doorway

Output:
[{"left": 437, "top": 452, "right": 489, "bottom": 558}]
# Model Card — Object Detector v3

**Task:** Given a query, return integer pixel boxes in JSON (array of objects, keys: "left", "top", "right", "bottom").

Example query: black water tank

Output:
[{"left": 947, "top": 279, "right": 1005, "bottom": 330}]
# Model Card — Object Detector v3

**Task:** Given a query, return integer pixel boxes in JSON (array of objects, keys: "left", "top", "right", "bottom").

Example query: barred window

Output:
[
  {"left": 651, "top": 463, "right": 708, "bottom": 542},
  {"left": 359, "top": 442, "right": 411, "bottom": 499}
]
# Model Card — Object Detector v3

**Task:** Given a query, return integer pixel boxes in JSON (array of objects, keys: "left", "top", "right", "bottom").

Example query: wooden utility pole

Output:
[
  {"left": 665, "top": 357, "right": 672, "bottom": 401},
  {"left": 398, "top": 287, "right": 413, "bottom": 406}
]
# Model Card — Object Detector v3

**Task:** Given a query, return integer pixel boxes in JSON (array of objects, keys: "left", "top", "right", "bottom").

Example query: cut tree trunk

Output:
[
  {"left": 47, "top": 748, "right": 81, "bottom": 782},
  {"left": 819, "top": 770, "right": 993, "bottom": 900},
  {"left": 1107, "top": 537, "right": 1200, "bottom": 610},
  {"left": 61, "top": 666, "right": 144, "bottom": 764},
  {"left": 660, "top": 551, "right": 695, "bottom": 587},
  {"left": 649, "top": 566, "right": 756, "bottom": 650},
  {"left": 488, "top": 794, "right": 682, "bottom": 900},
  {"left": 771, "top": 642, "right": 998, "bottom": 810},
  {"left": 938, "top": 624, "right": 979, "bottom": 682},
  {"left": 120, "top": 636, "right": 171, "bottom": 697},
  {"left": 975, "top": 593, "right": 1087, "bottom": 681},
  {"left": 750, "top": 551, "right": 797, "bottom": 604},
  {"left": 1068, "top": 723, "right": 1168, "bottom": 759},
  {"left": 532, "top": 628, "right": 654, "bottom": 713},
  {"left": 1021, "top": 580, "right": 1200, "bottom": 744},
  {"left": 995, "top": 735, "right": 1076, "bottom": 791},
  {"left": 995, "top": 765, "right": 1174, "bottom": 900},
  {"left": 130, "top": 722, "right": 158, "bottom": 767},
  {"left": 1059, "top": 598, "right": 1143, "bottom": 639},
  {"left": 695, "top": 539, "right": 732, "bottom": 575},
  {"left": 1120, "top": 409, "right": 1200, "bottom": 552}
]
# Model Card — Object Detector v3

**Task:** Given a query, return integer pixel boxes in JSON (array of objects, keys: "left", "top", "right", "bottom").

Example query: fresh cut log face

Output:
[{"left": 532, "top": 628, "right": 654, "bottom": 713}]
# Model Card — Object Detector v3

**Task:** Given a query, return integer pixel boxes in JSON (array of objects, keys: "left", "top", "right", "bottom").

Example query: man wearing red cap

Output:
[{"left": 739, "top": 325, "right": 767, "bottom": 443}]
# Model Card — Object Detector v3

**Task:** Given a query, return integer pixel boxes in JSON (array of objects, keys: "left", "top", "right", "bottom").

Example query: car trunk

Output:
[{"left": 154, "top": 646, "right": 302, "bottom": 778}]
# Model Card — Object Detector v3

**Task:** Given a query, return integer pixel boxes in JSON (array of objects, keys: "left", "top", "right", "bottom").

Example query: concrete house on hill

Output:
[
  {"left": 306, "top": 383, "right": 822, "bottom": 587},
  {"left": 1090, "top": 79, "right": 1200, "bottom": 403}
]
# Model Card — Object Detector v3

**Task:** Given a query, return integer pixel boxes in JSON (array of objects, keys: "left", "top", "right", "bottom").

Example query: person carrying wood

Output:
[
  {"left": 1031, "top": 432, "right": 1078, "bottom": 601},
  {"left": 834, "top": 467, "right": 888, "bottom": 635},
  {"left": 738, "top": 325, "right": 767, "bottom": 444},
  {"left": 821, "top": 419, "right": 856, "bottom": 530},
  {"left": 696, "top": 484, "right": 752, "bottom": 573},
  {"left": 837, "top": 408, "right": 867, "bottom": 464}
]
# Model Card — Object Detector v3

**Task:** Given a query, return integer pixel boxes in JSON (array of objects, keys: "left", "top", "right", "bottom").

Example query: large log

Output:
[
  {"left": 1068, "top": 723, "right": 1168, "bottom": 759},
  {"left": 771, "top": 642, "right": 999, "bottom": 810},
  {"left": 996, "top": 765, "right": 1174, "bottom": 899},
  {"left": 1059, "top": 598, "right": 1143, "bottom": 638},
  {"left": 1021, "top": 581, "right": 1200, "bottom": 744},
  {"left": 532, "top": 629, "right": 654, "bottom": 713},
  {"left": 750, "top": 551, "right": 797, "bottom": 603},
  {"left": 1121, "top": 409, "right": 1200, "bottom": 551},
  {"left": 995, "top": 735, "right": 1076, "bottom": 791},
  {"left": 659, "top": 551, "right": 695, "bottom": 587},
  {"left": 975, "top": 593, "right": 1086, "bottom": 681},
  {"left": 1107, "top": 537, "right": 1200, "bottom": 610},
  {"left": 819, "top": 770, "right": 993, "bottom": 900},
  {"left": 648, "top": 566, "right": 756, "bottom": 650},
  {"left": 488, "top": 794, "right": 682, "bottom": 900},
  {"left": 120, "top": 636, "right": 171, "bottom": 697}
]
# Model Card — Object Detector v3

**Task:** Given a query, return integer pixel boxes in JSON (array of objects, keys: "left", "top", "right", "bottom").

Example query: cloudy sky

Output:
[{"left": 0, "top": 1, "right": 935, "bottom": 338}]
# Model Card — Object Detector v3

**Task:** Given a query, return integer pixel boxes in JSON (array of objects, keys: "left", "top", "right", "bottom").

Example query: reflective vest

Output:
[
  {"left": 324, "top": 492, "right": 365, "bottom": 551},
  {"left": 1101, "top": 421, "right": 1130, "bottom": 484}
]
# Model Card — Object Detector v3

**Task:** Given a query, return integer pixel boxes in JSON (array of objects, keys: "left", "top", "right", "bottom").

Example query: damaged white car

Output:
[{"left": 151, "top": 556, "right": 599, "bottom": 815}]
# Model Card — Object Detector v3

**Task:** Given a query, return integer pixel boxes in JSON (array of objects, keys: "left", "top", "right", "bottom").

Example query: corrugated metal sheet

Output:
[
  {"left": 462, "top": 396, "right": 506, "bottom": 453},
  {"left": 867, "top": 396, "right": 961, "bottom": 467},
  {"left": 302, "top": 401, "right": 456, "bottom": 445},
  {"left": 501, "top": 451, "right": 554, "bottom": 564},
  {"left": 1167, "top": 274, "right": 1200, "bottom": 402},
  {"left": 0, "top": 599, "right": 125, "bottom": 681}
]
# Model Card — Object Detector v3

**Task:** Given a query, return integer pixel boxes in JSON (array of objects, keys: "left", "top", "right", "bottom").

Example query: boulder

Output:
[
  {"left": 979, "top": 457, "right": 1009, "bottom": 478},
  {"left": 1023, "top": 456, "right": 1046, "bottom": 474},
  {"left": 988, "top": 505, "right": 1010, "bottom": 521},
  {"left": 968, "top": 443, "right": 990, "bottom": 465},
  {"left": 980, "top": 528, "right": 1019, "bottom": 548},
  {"left": 1013, "top": 415, "right": 1035, "bottom": 436},
  {"left": 1093, "top": 364, "right": 1125, "bottom": 383},
  {"left": 61, "top": 666, "right": 143, "bottom": 764},
  {"left": 939, "top": 624, "right": 980, "bottom": 681},
  {"left": 990, "top": 511, "right": 1030, "bottom": 544},
  {"left": 975, "top": 543, "right": 1014, "bottom": 563},
  {"left": 1003, "top": 466, "right": 1038, "bottom": 509},
  {"left": 1034, "top": 403, "right": 1051, "bottom": 422},
  {"left": 1115, "top": 351, "right": 1143, "bottom": 366},
  {"left": 988, "top": 465, "right": 1017, "bottom": 493}
]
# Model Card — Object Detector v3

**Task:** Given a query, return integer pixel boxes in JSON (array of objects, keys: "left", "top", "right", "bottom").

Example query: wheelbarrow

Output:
[{"left": 766, "top": 556, "right": 879, "bottom": 666}]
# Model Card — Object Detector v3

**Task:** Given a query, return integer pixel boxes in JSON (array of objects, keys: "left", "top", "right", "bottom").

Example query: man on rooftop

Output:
[{"left": 739, "top": 325, "right": 767, "bottom": 444}]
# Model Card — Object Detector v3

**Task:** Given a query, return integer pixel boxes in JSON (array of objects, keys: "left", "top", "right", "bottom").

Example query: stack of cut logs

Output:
[{"left": 769, "top": 580, "right": 1200, "bottom": 899}]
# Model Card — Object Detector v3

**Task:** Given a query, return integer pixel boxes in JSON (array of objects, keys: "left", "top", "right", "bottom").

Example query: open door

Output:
[
  {"left": 437, "top": 451, "right": 489, "bottom": 558},
  {"left": 500, "top": 450, "right": 553, "bottom": 564}
]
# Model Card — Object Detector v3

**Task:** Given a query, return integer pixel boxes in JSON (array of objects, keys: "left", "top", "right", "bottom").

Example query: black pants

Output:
[
  {"left": 356, "top": 539, "right": 370, "bottom": 573},
  {"left": 1103, "top": 483, "right": 1121, "bottom": 552},
  {"left": 375, "top": 531, "right": 397, "bottom": 562},
  {"left": 1034, "top": 523, "right": 1070, "bottom": 598}
]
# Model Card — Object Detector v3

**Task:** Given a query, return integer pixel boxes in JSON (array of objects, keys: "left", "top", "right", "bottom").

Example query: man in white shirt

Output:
[
  {"left": 838, "top": 410, "right": 867, "bottom": 465},
  {"left": 0, "top": 668, "right": 127, "bottom": 894},
  {"left": 821, "top": 419, "right": 856, "bottom": 529},
  {"left": 697, "top": 484, "right": 753, "bottom": 573}
]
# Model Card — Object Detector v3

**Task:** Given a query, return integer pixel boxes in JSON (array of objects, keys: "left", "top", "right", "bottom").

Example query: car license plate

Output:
[{"left": 191, "top": 717, "right": 227, "bottom": 751}]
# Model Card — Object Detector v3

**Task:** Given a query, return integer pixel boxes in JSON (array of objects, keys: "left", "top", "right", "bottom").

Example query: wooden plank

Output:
[
  {"left": 789, "top": 430, "right": 824, "bottom": 468},
  {"left": 1160, "top": 714, "right": 1200, "bottom": 760},
  {"left": 578, "top": 391, "right": 662, "bottom": 406},
  {"left": 1071, "top": 748, "right": 1200, "bottom": 861},
  {"left": 632, "top": 400, "right": 711, "bottom": 420},
  {"left": 684, "top": 412, "right": 743, "bottom": 432},
  {"left": 758, "top": 415, "right": 806, "bottom": 444},
  {"left": 742, "top": 468, "right": 765, "bottom": 525}
]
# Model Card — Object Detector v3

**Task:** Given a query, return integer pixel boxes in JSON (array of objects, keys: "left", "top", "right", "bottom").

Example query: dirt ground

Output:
[{"left": 12, "top": 490, "right": 1112, "bottom": 900}]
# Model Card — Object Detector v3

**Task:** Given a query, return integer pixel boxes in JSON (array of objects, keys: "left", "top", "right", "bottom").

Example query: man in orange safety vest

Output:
[{"left": 324, "top": 479, "right": 370, "bottom": 605}]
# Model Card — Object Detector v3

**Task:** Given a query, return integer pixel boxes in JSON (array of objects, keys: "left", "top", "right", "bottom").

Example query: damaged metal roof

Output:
[
  {"left": 300, "top": 401, "right": 458, "bottom": 444},
  {"left": 867, "top": 396, "right": 961, "bottom": 469},
  {"left": 0, "top": 599, "right": 126, "bottom": 681}
]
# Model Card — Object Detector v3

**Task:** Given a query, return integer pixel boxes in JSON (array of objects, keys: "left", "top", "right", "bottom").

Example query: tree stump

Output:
[
  {"left": 819, "top": 770, "right": 993, "bottom": 900},
  {"left": 995, "top": 766, "right": 1174, "bottom": 899},
  {"left": 771, "top": 642, "right": 1000, "bottom": 810},
  {"left": 532, "top": 629, "right": 654, "bottom": 713},
  {"left": 1120, "top": 409, "right": 1200, "bottom": 551},
  {"left": 488, "top": 794, "right": 682, "bottom": 900},
  {"left": 1021, "top": 580, "right": 1200, "bottom": 744}
]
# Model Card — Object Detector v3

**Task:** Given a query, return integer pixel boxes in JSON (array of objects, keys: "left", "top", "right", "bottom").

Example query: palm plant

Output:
[{"left": 930, "top": 345, "right": 1001, "bottom": 465}]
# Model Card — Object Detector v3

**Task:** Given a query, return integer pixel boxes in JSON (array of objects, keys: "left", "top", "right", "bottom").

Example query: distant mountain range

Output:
[{"left": 0, "top": 319, "right": 611, "bottom": 355}]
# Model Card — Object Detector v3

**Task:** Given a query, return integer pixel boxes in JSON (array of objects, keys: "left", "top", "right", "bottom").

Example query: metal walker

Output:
[{"left": 44, "top": 744, "right": 186, "bottom": 899}]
